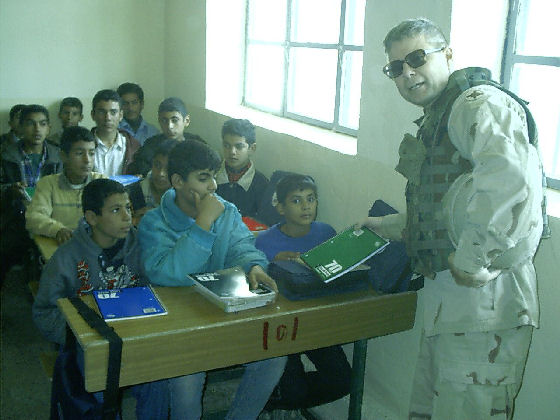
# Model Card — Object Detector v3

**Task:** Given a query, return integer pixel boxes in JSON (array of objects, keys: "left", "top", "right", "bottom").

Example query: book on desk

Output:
[
  {"left": 188, "top": 266, "right": 276, "bottom": 312},
  {"left": 93, "top": 286, "right": 167, "bottom": 321},
  {"left": 300, "top": 226, "right": 389, "bottom": 283}
]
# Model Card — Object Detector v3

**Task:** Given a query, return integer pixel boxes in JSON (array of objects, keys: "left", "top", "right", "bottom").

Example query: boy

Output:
[
  {"left": 90, "top": 89, "right": 140, "bottom": 177},
  {"left": 128, "top": 97, "right": 201, "bottom": 176},
  {"left": 0, "top": 105, "right": 62, "bottom": 280},
  {"left": 47, "top": 97, "right": 84, "bottom": 147},
  {"left": 117, "top": 82, "right": 159, "bottom": 145},
  {"left": 32, "top": 178, "right": 169, "bottom": 418},
  {"left": 0, "top": 103, "right": 25, "bottom": 151},
  {"left": 26, "top": 126, "right": 104, "bottom": 244},
  {"left": 216, "top": 118, "right": 268, "bottom": 219},
  {"left": 137, "top": 140, "right": 285, "bottom": 420},
  {"left": 255, "top": 174, "right": 351, "bottom": 411},
  {"left": 128, "top": 138, "right": 177, "bottom": 225}
]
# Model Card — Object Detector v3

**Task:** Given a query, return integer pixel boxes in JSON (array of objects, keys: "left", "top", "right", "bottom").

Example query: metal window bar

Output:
[{"left": 243, "top": 0, "right": 363, "bottom": 137}]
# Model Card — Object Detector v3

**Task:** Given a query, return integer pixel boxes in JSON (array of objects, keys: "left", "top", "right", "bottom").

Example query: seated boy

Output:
[
  {"left": 117, "top": 82, "right": 159, "bottom": 145},
  {"left": 128, "top": 97, "right": 202, "bottom": 176},
  {"left": 47, "top": 97, "right": 84, "bottom": 147},
  {"left": 0, "top": 105, "right": 62, "bottom": 280},
  {"left": 26, "top": 126, "right": 104, "bottom": 244},
  {"left": 90, "top": 89, "right": 140, "bottom": 177},
  {"left": 255, "top": 174, "right": 351, "bottom": 410},
  {"left": 216, "top": 118, "right": 268, "bottom": 219},
  {"left": 137, "top": 140, "right": 285, "bottom": 420},
  {"left": 127, "top": 138, "right": 177, "bottom": 225},
  {"left": 0, "top": 103, "right": 25, "bottom": 151},
  {"left": 32, "top": 178, "right": 169, "bottom": 418}
]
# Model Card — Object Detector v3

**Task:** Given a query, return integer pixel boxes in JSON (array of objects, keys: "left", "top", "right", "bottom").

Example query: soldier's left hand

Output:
[{"left": 448, "top": 252, "right": 501, "bottom": 287}]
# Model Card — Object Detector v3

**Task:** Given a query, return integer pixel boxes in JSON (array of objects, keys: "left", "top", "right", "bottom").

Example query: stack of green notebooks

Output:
[{"left": 300, "top": 227, "right": 389, "bottom": 283}]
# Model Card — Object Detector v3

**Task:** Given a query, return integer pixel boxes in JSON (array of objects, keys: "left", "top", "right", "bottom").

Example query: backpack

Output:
[{"left": 365, "top": 200, "right": 423, "bottom": 293}]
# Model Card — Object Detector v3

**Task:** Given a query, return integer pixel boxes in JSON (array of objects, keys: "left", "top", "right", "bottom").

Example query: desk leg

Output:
[{"left": 348, "top": 339, "right": 368, "bottom": 420}]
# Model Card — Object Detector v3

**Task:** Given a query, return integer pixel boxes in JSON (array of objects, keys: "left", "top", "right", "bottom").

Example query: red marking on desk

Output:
[
  {"left": 291, "top": 317, "right": 299, "bottom": 340},
  {"left": 262, "top": 321, "right": 269, "bottom": 350}
]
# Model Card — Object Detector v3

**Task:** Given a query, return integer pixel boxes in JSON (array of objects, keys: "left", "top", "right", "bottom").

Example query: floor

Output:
[{"left": 0, "top": 267, "right": 310, "bottom": 419}]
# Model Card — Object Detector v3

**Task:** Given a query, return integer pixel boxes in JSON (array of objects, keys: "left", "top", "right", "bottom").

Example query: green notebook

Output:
[{"left": 300, "top": 227, "right": 389, "bottom": 283}]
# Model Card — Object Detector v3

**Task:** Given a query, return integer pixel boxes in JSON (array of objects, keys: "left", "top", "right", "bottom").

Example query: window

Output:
[
  {"left": 501, "top": 0, "right": 560, "bottom": 189},
  {"left": 243, "top": 0, "right": 365, "bottom": 136}
]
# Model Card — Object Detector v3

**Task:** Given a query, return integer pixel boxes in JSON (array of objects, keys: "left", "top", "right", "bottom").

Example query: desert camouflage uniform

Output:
[{"left": 391, "top": 69, "right": 544, "bottom": 419}]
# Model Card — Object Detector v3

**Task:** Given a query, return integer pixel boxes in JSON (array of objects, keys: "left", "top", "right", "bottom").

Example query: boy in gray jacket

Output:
[{"left": 32, "top": 178, "right": 168, "bottom": 419}]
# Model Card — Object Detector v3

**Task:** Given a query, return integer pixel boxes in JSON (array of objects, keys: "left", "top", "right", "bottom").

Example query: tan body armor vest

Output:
[
  {"left": 396, "top": 69, "right": 494, "bottom": 278},
  {"left": 396, "top": 67, "right": 547, "bottom": 278}
]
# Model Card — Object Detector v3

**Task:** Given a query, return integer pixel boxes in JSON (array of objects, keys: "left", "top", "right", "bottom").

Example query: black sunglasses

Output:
[{"left": 382, "top": 46, "right": 445, "bottom": 79}]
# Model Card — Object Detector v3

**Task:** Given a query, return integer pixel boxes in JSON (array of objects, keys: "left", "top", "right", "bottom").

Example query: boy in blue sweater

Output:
[
  {"left": 255, "top": 174, "right": 351, "bottom": 410},
  {"left": 138, "top": 140, "right": 285, "bottom": 420}
]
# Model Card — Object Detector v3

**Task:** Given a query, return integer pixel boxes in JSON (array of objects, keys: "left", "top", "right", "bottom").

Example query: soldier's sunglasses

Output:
[{"left": 382, "top": 46, "right": 445, "bottom": 79}]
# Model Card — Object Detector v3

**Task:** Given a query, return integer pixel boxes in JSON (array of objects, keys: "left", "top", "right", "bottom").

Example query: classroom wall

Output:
[
  {"left": 0, "top": 0, "right": 165, "bottom": 134},
  {"left": 1, "top": 0, "right": 558, "bottom": 418}
]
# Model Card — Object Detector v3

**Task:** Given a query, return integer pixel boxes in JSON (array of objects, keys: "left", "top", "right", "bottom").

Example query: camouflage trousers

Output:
[{"left": 409, "top": 326, "right": 533, "bottom": 420}]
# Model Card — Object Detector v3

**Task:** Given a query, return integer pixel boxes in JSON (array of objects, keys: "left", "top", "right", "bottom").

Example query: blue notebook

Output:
[
  {"left": 109, "top": 174, "right": 141, "bottom": 186},
  {"left": 93, "top": 286, "right": 167, "bottom": 321}
]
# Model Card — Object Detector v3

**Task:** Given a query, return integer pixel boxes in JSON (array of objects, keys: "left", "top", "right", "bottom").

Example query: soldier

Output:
[{"left": 358, "top": 18, "right": 545, "bottom": 419}]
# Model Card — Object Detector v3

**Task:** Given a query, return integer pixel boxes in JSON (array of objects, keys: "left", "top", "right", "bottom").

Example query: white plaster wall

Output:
[{"left": 0, "top": 0, "right": 165, "bottom": 134}]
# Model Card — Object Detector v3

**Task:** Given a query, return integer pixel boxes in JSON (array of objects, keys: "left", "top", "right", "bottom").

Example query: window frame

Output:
[
  {"left": 242, "top": 0, "right": 364, "bottom": 137},
  {"left": 501, "top": 0, "right": 560, "bottom": 189}
]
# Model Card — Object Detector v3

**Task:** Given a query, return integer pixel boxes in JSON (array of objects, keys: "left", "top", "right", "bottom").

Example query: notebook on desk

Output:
[
  {"left": 93, "top": 286, "right": 167, "bottom": 321},
  {"left": 188, "top": 266, "right": 276, "bottom": 313}
]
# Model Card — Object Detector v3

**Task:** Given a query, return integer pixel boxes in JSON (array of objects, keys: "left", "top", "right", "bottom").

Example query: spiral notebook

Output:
[{"left": 93, "top": 286, "right": 167, "bottom": 321}]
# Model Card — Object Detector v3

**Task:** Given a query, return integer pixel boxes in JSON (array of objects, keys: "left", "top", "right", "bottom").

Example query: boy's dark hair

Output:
[
  {"left": 59, "top": 97, "right": 83, "bottom": 114},
  {"left": 158, "top": 97, "right": 188, "bottom": 117},
  {"left": 9, "top": 104, "right": 26, "bottom": 121},
  {"left": 92, "top": 89, "right": 122, "bottom": 110},
  {"left": 276, "top": 174, "right": 317, "bottom": 204},
  {"left": 19, "top": 104, "right": 49, "bottom": 125},
  {"left": 82, "top": 178, "right": 126, "bottom": 216},
  {"left": 153, "top": 138, "right": 179, "bottom": 162},
  {"left": 168, "top": 140, "right": 221, "bottom": 182},
  {"left": 221, "top": 118, "right": 256, "bottom": 145},
  {"left": 117, "top": 82, "right": 144, "bottom": 102},
  {"left": 60, "top": 126, "right": 96, "bottom": 154}
]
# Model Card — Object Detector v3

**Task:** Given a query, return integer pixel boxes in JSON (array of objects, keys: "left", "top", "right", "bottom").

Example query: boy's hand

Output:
[
  {"left": 273, "top": 251, "right": 301, "bottom": 262},
  {"left": 55, "top": 227, "right": 73, "bottom": 245},
  {"left": 194, "top": 192, "right": 224, "bottom": 231},
  {"left": 248, "top": 265, "right": 279, "bottom": 293}
]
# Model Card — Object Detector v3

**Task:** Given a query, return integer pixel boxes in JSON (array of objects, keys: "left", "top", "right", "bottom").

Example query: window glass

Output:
[
  {"left": 247, "top": 0, "right": 287, "bottom": 42},
  {"left": 290, "top": 0, "right": 341, "bottom": 44},
  {"left": 515, "top": 0, "right": 560, "bottom": 57},
  {"left": 339, "top": 50, "right": 363, "bottom": 130},
  {"left": 244, "top": 0, "right": 365, "bottom": 135},
  {"left": 511, "top": 63, "right": 560, "bottom": 181},
  {"left": 287, "top": 47, "right": 338, "bottom": 122},
  {"left": 344, "top": 0, "right": 366, "bottom": 45},
  {"left": 244, "top": 44, "right": 285, "bottom": 113}
]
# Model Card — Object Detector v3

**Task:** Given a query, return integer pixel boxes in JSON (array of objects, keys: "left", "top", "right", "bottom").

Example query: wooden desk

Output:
[
  {"left": 33, "top": 235, "right": 58, "bottom": 261},
  {"left": 59, "top": 287, "right": 416, "bottom": 418}
]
